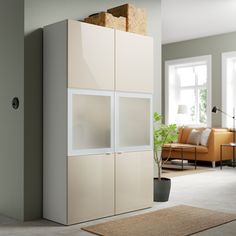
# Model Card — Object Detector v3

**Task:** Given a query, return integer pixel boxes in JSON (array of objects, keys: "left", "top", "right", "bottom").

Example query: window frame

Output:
[
  {"left": 165, "top": 55, "right": 212, "bottom": 127},
  {"left": 177, "top": 65, "right": 207, "bottom": 124}
]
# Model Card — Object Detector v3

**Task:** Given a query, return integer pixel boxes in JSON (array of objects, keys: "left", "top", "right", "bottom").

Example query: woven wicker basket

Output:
[
  {"left": 84, "top": 12, "right": 126, "bottom": 31},
  {"left": 108, "top": 4, "right": 147, "bottom": 35}
]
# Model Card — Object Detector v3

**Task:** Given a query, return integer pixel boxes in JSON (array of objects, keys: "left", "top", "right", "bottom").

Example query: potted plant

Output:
[{"left": 153, "top": 112, "right": 178, "bottom": 202}]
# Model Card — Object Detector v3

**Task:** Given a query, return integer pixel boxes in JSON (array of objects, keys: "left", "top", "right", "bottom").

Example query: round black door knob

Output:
[{"left": 12, "top": 97, "right": 19, "bottom": 109}]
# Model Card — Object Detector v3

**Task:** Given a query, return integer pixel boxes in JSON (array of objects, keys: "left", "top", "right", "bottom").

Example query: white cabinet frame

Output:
[
  {"left": 68, "top": 88, "right": 114, "bottom": 156},
  {"left": 115, "top": 92, "right": 153, "bottom": 152},
  {"left": 44, "top": 20, "right": 154, "bottom": 225}
]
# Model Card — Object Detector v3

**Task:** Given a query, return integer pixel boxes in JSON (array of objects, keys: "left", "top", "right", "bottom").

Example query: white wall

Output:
[{"left": 0, "top": 0, "right": 24, "bottom": 220}]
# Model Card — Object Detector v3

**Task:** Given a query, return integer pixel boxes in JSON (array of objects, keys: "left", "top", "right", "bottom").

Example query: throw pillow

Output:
[
  {"left": 187, "top": 129, "right": 201, "bottom": 145},
  {"left": 200, "top": 128, "right": 211, "bottom": 146}
]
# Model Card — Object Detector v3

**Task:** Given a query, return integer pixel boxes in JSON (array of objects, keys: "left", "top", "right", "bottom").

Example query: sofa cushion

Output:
[
  {"left": 177, "top": 127, "right": 183, "bottom": 143},
  {"left": 195, "top": 145, "right": 208, "bottom": 153},
  {"left": 179, "top": 127, "right": 207, "bottom": 143},
  {"left": 187, "top": 129, "right": 201, "bottom": 145},
  {"left": 200, "top": 128, "right": 211, "bottom": 146},
  {"left": 163, "top": 143, "right": 208, "bottom": 153},
  {"left": 179, "top": 127, "right": 193, "bottom": 143}
]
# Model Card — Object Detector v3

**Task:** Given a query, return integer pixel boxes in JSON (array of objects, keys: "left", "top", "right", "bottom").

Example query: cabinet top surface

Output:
[{"left": 44, "top": 19, "right": 153, "bottom": 39}]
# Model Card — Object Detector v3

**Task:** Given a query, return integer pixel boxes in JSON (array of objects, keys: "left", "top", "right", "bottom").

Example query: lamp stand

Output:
[
  {"left": 233, "top": 107, "right": 235, "bottom": 144},
  {"left": 228, "top": 107, "right": 236, "bottom": 167},
  {"left": 233, "top": 107, "right": 235, "bottom": 166},
  {"left": 212, "top": 106, "right": 236, "bottom": 167}
]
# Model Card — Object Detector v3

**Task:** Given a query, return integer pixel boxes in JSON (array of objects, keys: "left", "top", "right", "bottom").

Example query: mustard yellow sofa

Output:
[{"left": 162, "top": 127, "right": 233, "bottom": 168}]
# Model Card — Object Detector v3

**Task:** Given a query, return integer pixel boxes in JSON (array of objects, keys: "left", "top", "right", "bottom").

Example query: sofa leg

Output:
[{"left": 212, "top": 161, "right": 216, "bottom": 168}]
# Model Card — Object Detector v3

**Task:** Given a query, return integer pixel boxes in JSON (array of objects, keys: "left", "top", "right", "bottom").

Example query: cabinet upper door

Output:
[
  {"left": 68, "top": 20, "right": 114, "bottom": 90},
  {"left": 115, "top": 30, "right": 153, "bottom": 93}
]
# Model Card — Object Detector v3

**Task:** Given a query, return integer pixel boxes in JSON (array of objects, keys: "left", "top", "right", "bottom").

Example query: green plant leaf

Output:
[{"left": 153, "top": 112, "right": 178, "bottom": 179}]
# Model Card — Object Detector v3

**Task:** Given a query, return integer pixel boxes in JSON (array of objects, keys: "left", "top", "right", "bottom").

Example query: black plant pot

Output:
[{"left": 154, "top": 177, "right": 171, "bottom": 202}]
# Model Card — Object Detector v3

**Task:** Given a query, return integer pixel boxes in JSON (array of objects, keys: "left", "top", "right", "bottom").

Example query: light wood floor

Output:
[{"left": 0, "top": 167, "right": 236, "bottom": 235}]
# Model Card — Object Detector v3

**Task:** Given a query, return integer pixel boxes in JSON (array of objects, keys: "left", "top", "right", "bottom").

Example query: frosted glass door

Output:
[
  {"left": 116, "top": 92, "right": 152, "bottom": 152},
  {"left": 68, "top": 89, "right": 114, "bottom": 156}
]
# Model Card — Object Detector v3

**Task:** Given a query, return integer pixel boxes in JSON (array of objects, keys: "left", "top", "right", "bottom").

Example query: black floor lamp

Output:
[
  {"left": 212, "top": 106, "right": 235, "bottom": 145},
  {"left": 212, "top": 106, "right": 236, "bottom": 167}
]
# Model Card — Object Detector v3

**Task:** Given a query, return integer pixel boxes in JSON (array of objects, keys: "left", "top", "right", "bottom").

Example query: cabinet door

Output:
[
  {"left": 68, "top": 155, "right": 114, "bottom": 224},
  {"left": 68, "top": 20, "right": 114, "bottom": 90},
  {"left": 68, "top": 89, "right": 114, "bottom": 156},
  {"left": 115, "top": 30, "right": 153, "bottom": 93},
  {"left": 115, "top": 92, "right": 152, "bottom": 152},
  {"left": 115, "top": 151, "right": 153, "bottom": 214}
]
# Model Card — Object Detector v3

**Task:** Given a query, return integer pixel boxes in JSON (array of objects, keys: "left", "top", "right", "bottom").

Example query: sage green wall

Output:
[
  {"left": 0, "top": 0, "right": 24, "bottom": 220},
  {"left": 24, "top": 0, "right": 161, "bottom": 219},
  {"left": 162, "top": 31, "right": 236, "bottom": 127}
]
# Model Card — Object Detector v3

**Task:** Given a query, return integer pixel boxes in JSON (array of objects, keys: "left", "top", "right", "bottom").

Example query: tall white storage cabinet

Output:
[{"left": 44, "top": 20, "right": 153, "bottom": 225}]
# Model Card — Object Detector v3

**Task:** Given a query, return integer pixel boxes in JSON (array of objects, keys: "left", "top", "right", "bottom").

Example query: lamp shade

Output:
[
  {"left": 212, "top": 106, "right": 218, "bottom": 113},
  {"left": 177, "top": 104, "right": 188, "bottom": 114}
]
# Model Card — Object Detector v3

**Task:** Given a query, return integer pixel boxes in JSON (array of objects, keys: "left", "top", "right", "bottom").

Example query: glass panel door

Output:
[
  {"left": 68, "top": 89, "right": 114, "bottom": 156},
  {"left": 115, "top": 92, "right": 152, "bottom": 152}
]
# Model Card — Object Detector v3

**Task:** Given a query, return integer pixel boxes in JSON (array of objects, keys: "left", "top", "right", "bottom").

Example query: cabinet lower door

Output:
[
  {"left": 68, "top": 155, "right": 114, "bottom": 224},
  {"left": 115, "top": 151, "right": 153, "bottom": 214}
]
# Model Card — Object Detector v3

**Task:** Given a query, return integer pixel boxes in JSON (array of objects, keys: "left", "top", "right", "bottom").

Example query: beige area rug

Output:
[
  {"left": 162, "top": 165, "right": 212, "bottom": 178},
  {"left": 82, "top": 205, "right": 236, "bottom": 236}
]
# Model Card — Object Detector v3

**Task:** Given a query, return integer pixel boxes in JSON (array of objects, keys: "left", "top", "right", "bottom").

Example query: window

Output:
[
  {"left": 165, "top": 56, "right": 212, "bottom": 127},
  {"left": 222, "top": 52, "right": 236, "bottom": 128}
]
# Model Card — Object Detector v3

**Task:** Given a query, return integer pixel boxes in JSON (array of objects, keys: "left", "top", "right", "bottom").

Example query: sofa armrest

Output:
[{"left": 208, "top": 131, "right": 233, "bottom": 161}]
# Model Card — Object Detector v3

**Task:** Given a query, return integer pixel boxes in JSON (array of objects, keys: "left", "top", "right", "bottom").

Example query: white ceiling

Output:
[{"left": 162, "top": 0, "right": 236, "bottom": 44}]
